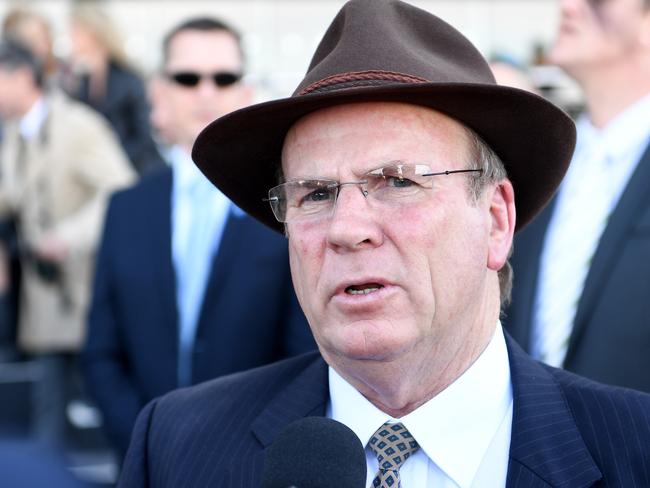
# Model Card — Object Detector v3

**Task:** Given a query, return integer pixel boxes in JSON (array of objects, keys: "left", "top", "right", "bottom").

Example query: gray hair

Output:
[{"left": 463, "top": 126, "right": 513, "bottom": 307}]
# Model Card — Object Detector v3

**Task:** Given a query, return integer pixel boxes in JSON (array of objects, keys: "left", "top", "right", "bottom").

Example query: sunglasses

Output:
[{"left": 166, "top": 71, "right": 242, "bottom": 88}]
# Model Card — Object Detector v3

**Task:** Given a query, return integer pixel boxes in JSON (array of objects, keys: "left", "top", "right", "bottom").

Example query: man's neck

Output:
[
  {"left": 328, "top": 307, "right": 500, "bottom": 419},
  {"left": 574, "top": 62, "right": 650, "bottom": 128}
]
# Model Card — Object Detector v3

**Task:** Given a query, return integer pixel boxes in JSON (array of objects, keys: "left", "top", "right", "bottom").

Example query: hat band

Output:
[{"left": 298, "top": 70, "right": 429, "bottom": 95}]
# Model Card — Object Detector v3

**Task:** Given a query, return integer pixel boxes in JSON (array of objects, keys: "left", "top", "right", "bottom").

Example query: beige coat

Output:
[{"left": 0, "top": 92, "right": 135, "bottom": 352}]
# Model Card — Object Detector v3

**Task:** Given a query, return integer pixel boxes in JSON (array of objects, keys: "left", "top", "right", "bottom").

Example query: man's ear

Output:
[{"left": 486, "top": 179, "right": 516, "bottom": 271}]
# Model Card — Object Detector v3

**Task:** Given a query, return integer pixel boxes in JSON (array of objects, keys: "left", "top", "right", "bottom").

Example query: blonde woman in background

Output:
[{"left": 66, "top": 5, "right": 164, "bottom": 175}]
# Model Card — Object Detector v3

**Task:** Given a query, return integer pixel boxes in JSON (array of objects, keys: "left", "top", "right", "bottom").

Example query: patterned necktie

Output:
[{"left": 368, "top": 422, "right": 420, "bottom": 488}]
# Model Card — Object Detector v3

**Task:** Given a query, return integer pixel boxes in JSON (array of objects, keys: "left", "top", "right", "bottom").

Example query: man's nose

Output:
[
  {"left": 196, "top": 78, "right": 219, "bottom": 96},
  {"left": 326, "top": 182, "right": 383, "bottom": 251}
]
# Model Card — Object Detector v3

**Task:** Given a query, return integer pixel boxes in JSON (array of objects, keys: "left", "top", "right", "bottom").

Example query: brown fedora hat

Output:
[{"left": 193, "top": 0, "right": 575, "bottom": 233}]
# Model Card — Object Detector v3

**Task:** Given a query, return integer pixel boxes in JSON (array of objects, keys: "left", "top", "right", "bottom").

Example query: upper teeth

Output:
[{"left": 346, "top": 285, "right": 381, "bottom": 295}]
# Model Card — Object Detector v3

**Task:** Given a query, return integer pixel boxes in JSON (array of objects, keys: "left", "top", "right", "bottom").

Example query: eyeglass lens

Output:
[{"left": 266, "top": 164, "right": 481, "bottom": 223}]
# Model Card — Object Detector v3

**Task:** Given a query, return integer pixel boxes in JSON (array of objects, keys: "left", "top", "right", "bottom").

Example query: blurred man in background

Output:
[
  {"left": 83, "top": 17, "right": 315, "bottom": 456},
  {"left": 505, "top": 0, "right": 650, "bottom": 392},
  {"left": 1, "top": 8, "right": 67, "bottom": 354},
  {"left": 0, "top": 40, "right": 134, "bottom": 444},
  {"left": 2, "top": 8, "right": 68, "bottom": 88}
]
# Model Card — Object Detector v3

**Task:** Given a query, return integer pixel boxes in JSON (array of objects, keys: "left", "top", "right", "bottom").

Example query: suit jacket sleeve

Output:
[{"left": 82, "top": 195, "right": 144, "bottom": 454}]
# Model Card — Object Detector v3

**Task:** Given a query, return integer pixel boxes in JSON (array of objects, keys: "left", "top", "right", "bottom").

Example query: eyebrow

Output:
[
  {"left": 365, "top": 160, "right": 409, "bottom": 175},
  {"left": 283, "top": 159, "right": 412, "bottom": 182}
]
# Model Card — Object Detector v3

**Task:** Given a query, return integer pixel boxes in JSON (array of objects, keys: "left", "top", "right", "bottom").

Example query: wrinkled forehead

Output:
[{"left": 280, "top": 101, "right": 473, "bottom": 178}]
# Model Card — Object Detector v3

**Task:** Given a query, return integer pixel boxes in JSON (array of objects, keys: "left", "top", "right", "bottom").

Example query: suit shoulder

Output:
[
  {"left": 49, "top": 91, "right": 111, "bottom": 130},
  {"left": 154, "top": 352, "right": 322, "bottom": 421},
  {"left": 109, "top": 167, "right": 171, "bottom": 207},
  {"left": 551, "top": 365, "right": 650, "bottom": 411},
  {"left": 549, "top": 366, "right": 650, "bottom": 469}
]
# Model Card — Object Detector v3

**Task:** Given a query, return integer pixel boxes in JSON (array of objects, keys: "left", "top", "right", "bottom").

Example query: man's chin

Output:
[{"left": 324, "top": 335, "right": 412, "bottom": 364}]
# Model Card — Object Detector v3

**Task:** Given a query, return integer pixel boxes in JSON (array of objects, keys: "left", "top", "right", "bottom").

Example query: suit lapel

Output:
[
  {"left": 195, "top": 210, "right": 245, "bottom": 333},
  {"left": 250, "top": 356, "right": 330, "bottom": 449},
  {"left": 224, "top": 355, "right": 328, "bottom": 487},
  {"left": 229, "top": 339, "right": 602, "bottom": 487},
  {"left": 566, "top": 144, "right": 650, "bottom": 362},
  {"left": 506, "top": 334, "right": 601, "bottom": 487},
  {"left": 152, "top": 169, "right": 178, "bottom": 331}
]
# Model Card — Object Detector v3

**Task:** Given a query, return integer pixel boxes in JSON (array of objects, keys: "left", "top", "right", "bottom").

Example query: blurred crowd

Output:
[
  {"left": 0, "top": 0, "right": 648, "bottom": 486},
  {"left": 0, "top": 5, "right": 316, "bottom": 485}
]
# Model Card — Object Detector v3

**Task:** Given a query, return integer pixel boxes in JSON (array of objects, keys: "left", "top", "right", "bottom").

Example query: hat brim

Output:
[{"left": 192, "top": 82, "right": 575, "bottom": 233}]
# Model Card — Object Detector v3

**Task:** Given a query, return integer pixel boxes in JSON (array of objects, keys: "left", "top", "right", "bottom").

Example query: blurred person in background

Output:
[
  {"left": 0, "top": 40, "right": 134, "bottom": 444},
  {"left": 505, "top": 0, "right": 650, "bottom": 392},
  {"left": 66, "top": 5, "right": 164, "bottom": 175},
  {"left": 83, "top": 17, "right": 315, "bottom": 457},
  {"left": 2, "top": 8, "right": 70, "bottom": 89},
  {"left": 489, "top": 55, "right": 539, "bottom": 94},
  {"left": 0, "top": 8, "right": 71, "bottom": 362}
]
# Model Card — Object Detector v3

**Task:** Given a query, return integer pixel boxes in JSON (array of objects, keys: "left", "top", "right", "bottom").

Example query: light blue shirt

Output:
[{"left": 170, "top": 146, "right": 231, "bottom": 386}]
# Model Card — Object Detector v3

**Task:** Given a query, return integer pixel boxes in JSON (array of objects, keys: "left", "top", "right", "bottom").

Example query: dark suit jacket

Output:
[
  {"left": 504, "top": 142, "right": 650, "bottom": 392},
  {"left": 82, "top": 167, "right": 315, "bottom": 454},
  {"left": 119, "top": 333, "right": 650, "bottom": 487}
]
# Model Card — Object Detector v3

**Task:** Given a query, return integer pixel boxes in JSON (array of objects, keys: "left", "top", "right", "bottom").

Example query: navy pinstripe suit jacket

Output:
[{"left": 119, "top": 333, "right": 650, "bottom": 487}]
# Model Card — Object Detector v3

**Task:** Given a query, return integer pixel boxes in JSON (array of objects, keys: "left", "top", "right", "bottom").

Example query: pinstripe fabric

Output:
[
  {"left": 508, "top": 338, "right": 650, "bottom": 487},
  {"left": 119, "top": 352, "right": 328, "bottom": 488},
  {"left": 119, "top": 334, "right": 650, "bottom": 487}
]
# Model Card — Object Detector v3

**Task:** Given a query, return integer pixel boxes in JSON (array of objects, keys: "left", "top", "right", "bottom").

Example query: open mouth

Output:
[{"left": 345, "top": 283, "right": 384, "bottom": 295}]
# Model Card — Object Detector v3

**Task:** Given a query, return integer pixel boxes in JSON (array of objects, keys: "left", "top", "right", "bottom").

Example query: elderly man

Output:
[{"left": 119, "top": 1, "right": 650, "bottom": 487}]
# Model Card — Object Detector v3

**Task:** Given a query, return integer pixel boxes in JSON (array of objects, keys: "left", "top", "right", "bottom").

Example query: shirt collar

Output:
[
  {"left": 576, "top": 92, "right": 650, "bottom": 164},
  {"left": 170, "top": 145, "right": 216, "bottom": 194},
  {"left": 19, "top": 96, "right": 48, "bottom": 140},
  {"left": 328, "top": 323, "right": 512, "bottom": 488}
]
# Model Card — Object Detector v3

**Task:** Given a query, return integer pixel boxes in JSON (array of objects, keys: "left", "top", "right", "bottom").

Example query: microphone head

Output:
[{"left": 261, "top": 416, "right": 366, "bottom": 488}]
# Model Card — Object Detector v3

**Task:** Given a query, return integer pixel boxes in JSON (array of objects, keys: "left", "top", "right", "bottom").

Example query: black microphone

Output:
[{"left": 260, "top": 417, "right": 367, "bottom": 488}]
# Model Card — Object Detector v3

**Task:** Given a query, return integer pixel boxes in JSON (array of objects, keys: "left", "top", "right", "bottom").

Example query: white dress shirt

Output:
[
  {"left": 170, "top": 146, "right": 231, "bottom": 385},
  {"left": 532, "top": 93, "right": 650, "bottom": 366},
  {"left": 328, "top": 324, "right": 513, "bottom": 488},
  {"left": 19, "top": 97, "right": 48, "bottom": 140}
]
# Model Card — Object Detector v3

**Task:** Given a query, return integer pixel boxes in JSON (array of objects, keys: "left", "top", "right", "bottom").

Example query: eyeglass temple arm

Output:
[{"left": 421, "top": 169, "right": 483, "bottom": 177}]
